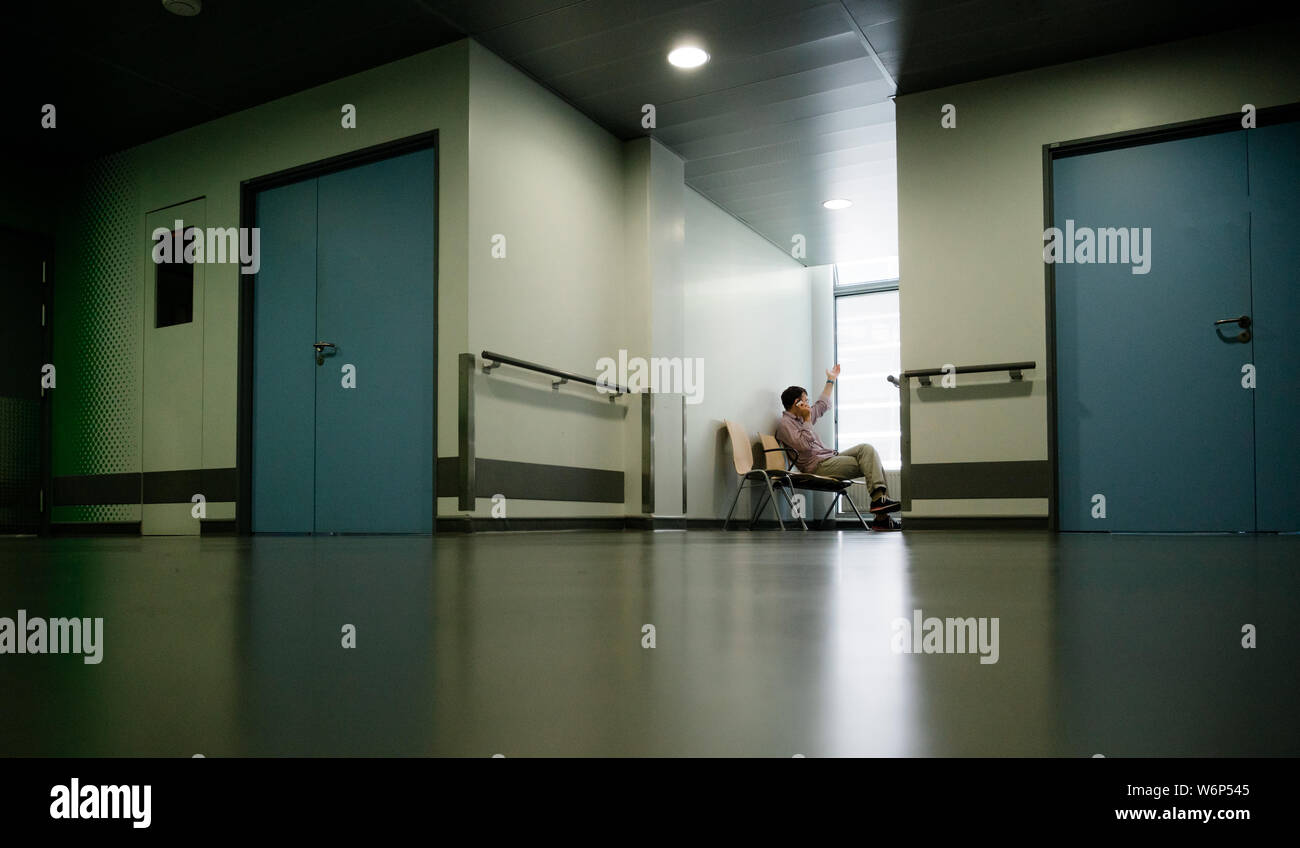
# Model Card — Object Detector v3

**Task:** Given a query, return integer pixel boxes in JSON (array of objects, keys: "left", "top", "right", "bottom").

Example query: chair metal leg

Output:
[
  {"left": 776, "top": 481, "right": 808, "bottom": 530},
  {"left": 841, "top": 491, "right": 871, "bottom": 530},
  {"left": 760, "top": 475, "right": 786, "bottom": 530},
  {"left": 748, "top": 488, "right": 770, "bottom": 529},
  {"left": 821, "top": 493, "right": 840, "bottom": 523},
  {"left": 722, "top": 478, "right": 747, "bottom": 531}
]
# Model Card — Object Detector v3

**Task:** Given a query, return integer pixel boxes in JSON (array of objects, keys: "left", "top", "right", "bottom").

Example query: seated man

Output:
[{"left": 776, "top": 364, "right": 901, "bottom": 522}]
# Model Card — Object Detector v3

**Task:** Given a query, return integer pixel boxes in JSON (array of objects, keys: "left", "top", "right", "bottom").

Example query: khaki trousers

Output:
[{"left": 813, "top": 443, "right": 887, "bottom": 493}]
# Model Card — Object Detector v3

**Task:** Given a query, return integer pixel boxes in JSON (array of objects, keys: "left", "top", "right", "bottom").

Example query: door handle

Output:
[
  {"left": 1213, "top": 316, "right": 1251, "bottom": 343},
  {"left": 313, "top": 342, "right": 336, "bottom": 365}
]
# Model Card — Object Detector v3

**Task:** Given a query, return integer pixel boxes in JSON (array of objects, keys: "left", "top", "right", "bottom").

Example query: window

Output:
[
  {"left": 155, "top": 227, "right": 194, "bottom": 328},
  {"left": 834, "top": 286, "right": 900, "bottom": 470}
]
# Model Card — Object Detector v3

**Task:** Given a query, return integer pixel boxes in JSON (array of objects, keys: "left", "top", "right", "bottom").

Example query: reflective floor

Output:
[{"left": 0, "top": 530, "right": 1296, "bottom": 756}]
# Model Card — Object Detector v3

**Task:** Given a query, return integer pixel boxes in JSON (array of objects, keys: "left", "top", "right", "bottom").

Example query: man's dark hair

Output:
[{"left": 781, "top": 385, "right": 806, "bottom": 411}]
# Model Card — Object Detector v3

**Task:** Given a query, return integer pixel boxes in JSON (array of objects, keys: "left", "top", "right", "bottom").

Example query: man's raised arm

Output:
[{"left": 812, "top": 364, "right": 840, "bottom": 421}]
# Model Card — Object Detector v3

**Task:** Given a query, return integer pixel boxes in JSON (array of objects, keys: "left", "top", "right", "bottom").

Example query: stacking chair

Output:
[
  {"left": 758, "top": 435, "right": 872, "bottom": 530},
  {"left": 721, "top": 420, "right": 802, "bottom": 530}
]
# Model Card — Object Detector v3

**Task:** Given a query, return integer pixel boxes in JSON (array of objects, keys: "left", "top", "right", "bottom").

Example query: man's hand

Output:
[{"left": 826, "top": 364, "right": 841, "bottom": 381}]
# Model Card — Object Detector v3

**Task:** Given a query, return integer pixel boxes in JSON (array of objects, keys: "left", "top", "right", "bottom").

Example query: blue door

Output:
[
  {"left": 1054, "top": 132, "right": 1255, "bottom": 531},
  {"left": 1054, "top": 124, "right": 1299, "bottom": 532},
  {"left": 252, "top": 147, "right": 436, "bottom": 533},
  {"left": 1249, "top": 122, "right": 1300, "bottom": 532}
]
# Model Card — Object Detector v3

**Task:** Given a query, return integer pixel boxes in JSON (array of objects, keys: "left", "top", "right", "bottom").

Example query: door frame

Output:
[
  {"left": 39, "top": 234, "right": 53, "bottom": 537},
  {"left": 236, "top": 131, "right": 439, "bottom": 535},
  {"left": 1041, "top": 103, "right": 1300, "bottom": 531},
  {"left": 0, "top": 227, "right": 54, "bottom": 536}
]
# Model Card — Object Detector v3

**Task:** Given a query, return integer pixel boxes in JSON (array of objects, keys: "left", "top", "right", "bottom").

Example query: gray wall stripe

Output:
[{"left": 907, "top": 460, "right": 1050, "bottom": 500}]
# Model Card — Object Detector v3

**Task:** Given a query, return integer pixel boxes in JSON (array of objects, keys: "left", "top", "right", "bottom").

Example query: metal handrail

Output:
[
  {"left": 480, "top": 350, "right": 629, "bottom": 394},
  {"left": 888, "top": 361, "right": 1035, "bottom": 387}
]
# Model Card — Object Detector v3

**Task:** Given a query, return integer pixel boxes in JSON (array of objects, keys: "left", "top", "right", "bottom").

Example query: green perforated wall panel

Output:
[{"left": 51, "top": 152, "right": 142, "bottom": 522}]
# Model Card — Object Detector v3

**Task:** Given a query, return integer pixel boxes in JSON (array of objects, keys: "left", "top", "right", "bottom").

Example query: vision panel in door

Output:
[
  {"left": 314, "top": 147, "right": 435, "bottom": 533},
  {"left": 1248, "top": 121, "right": 1300, "bottom": 532},
  {"left": 1054, "top": 132, "right": 1254, "bottom": 531}
]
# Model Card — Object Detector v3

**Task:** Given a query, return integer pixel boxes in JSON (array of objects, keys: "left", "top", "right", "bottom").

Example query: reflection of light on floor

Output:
[{"left": 824, "top": 531, "right": 918, "bottom": 756}]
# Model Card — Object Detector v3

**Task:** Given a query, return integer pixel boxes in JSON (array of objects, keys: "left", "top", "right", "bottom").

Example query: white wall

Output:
[
  {"left": 622, "top": 141, "right": 652, "bottom": 514},
  {"left": 648, "top": 142, "right": 687, "bottom": 518},
  {"left": 683, "top": 187, "right": 818, "bottom": 519},
  {"left": 618, "top": 138, "right": 692, "bottom": 519},
  {"left": 457, "top": 41, "right": 629, "bottom": 518},
  {"left": 895, "top": 20, "right": 1300, "bottom": 518}
]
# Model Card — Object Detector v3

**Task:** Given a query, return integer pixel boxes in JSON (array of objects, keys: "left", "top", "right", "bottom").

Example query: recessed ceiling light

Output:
[
  {"left": 823, "top": 198, "right": 853, "bottom": 210},
  {"left": 668, "top": 46, "right": 709, "bottom": 68}
]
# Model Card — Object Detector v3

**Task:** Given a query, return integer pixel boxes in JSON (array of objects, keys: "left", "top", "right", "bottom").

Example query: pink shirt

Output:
[{"left": 776, "top": 397, "right": 834, "bottom": 472}]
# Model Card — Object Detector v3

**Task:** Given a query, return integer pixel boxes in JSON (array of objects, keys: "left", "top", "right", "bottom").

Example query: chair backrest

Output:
[
  {"left": 759, "top": 434, "right": 790, "bottom": 471},
  {"left": 723, "top": 420, "right": 754, "bottom": 475}
]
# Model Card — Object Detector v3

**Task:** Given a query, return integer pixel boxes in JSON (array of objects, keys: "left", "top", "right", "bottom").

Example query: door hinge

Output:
[
  {"left": 41, "top": 304, "right": 46, "bottom": 326},
  {"left": 40, "top": 489, "right": 44, "bottom": 512},
  {"left": 42, "top": 260, "right": 46, "bottom": 283}
]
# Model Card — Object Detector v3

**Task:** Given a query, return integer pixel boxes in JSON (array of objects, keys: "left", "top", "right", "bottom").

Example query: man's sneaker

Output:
[
  {"left": 871, "top": 513, "right": 901, "bottom": 531},
  {"left": 869, "top": 495, "right": 901, "bottom": 514}
]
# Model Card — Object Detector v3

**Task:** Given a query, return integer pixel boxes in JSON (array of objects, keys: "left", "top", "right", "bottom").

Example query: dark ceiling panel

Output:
[
  {"left": 563, "top": 35, "right": 874, "bottom": 132},
  {"left": 668, "top": 105, "right": 893, "bottom": 161},
  {"left": 510, "top": 0, "right": 840, "bottom": 69},
  {"left": 423, "top": 0, "right": 650, "bottom": 35},
  {"left": 686, "top": 123, "right": 895, "bottom": 175},
  {"left": 471, "top": 0, "right": 713, "bottom": 60},
  {"left": 839, "top": 0, "right": 909, "bottom": 29},
  {"left": 593, "top": 58, "right": 886, "bottom": 134},
  {"left": 688, "top": 147, "right": 895, "bottom": 194},
  {"left": 691, "top": 140, "right": 894, "bottom": 198},
  {"left": 3, "top": 0, "right": 466, "bottom": 162},
  {"left": 850, "top": 0, "right": 1298, "bottom": 93},
  {"left": 652, "top": 84, "right": 892, "bottom": 147},
  {"left": 485, "top": 0, "right": 831, "bottom": 63}
]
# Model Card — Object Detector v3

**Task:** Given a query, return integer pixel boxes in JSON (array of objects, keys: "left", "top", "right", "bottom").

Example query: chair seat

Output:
[{"left": 783, "top": 472, "right": 852, "bottom": 492}]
